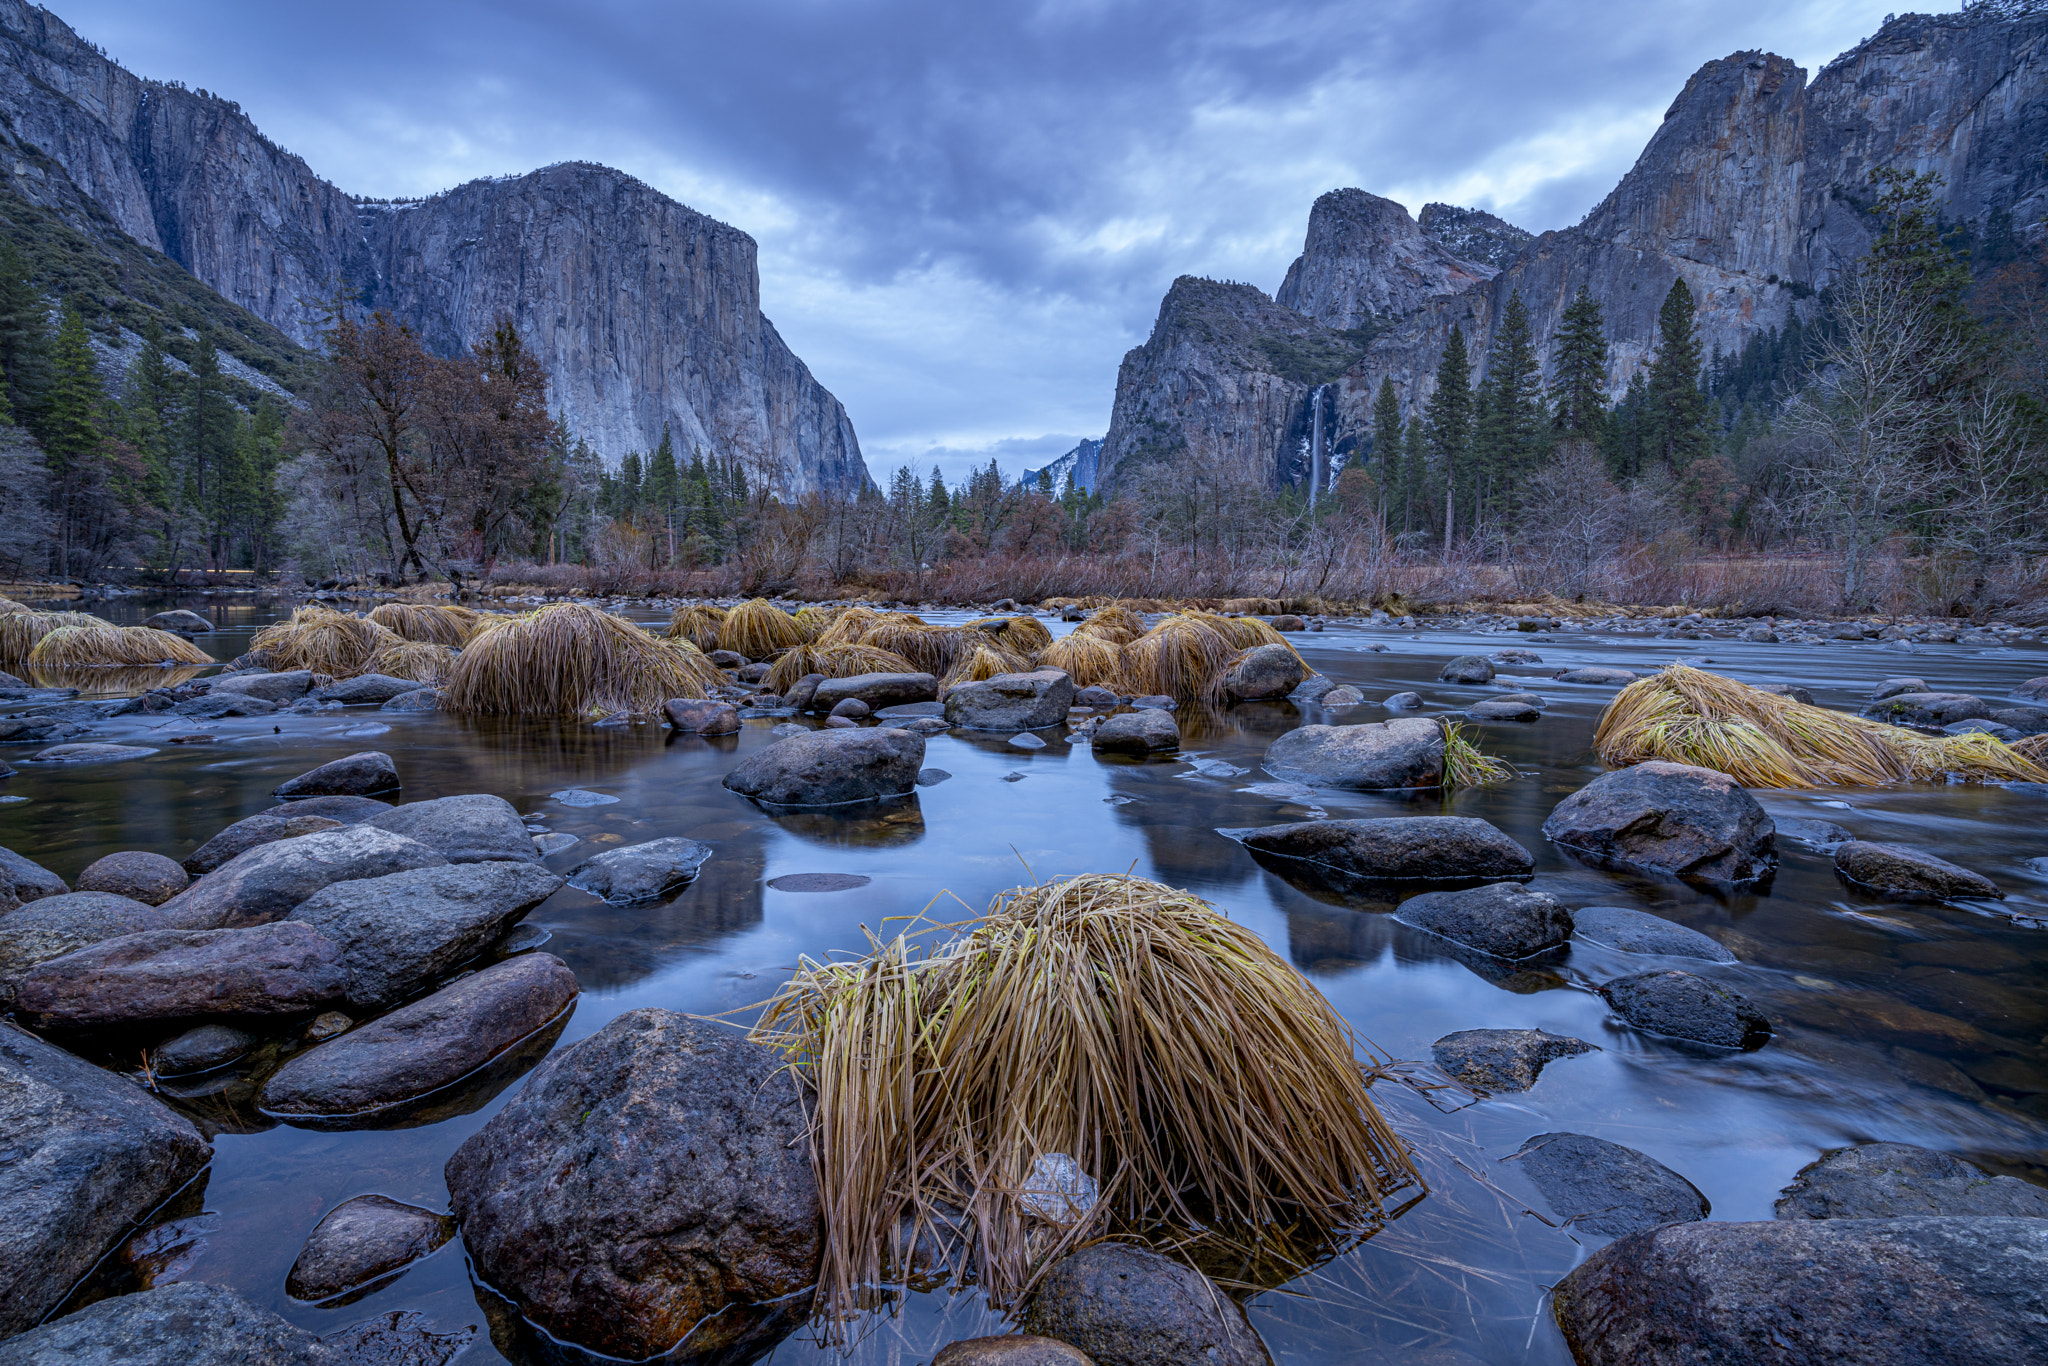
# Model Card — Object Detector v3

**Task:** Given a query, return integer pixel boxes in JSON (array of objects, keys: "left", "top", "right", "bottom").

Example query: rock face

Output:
[
  {"left": 0, "top": 1022, "right": 212, "bottom": 1337},
  {"left": 1020, "top": 1242, "right": 1271, "bottom": 1366},
  {"left": 0, "top": 891, "right": 159, "bottom": 983},
  {"left": 287, "top": 862, "right": 564, "bottom": 1010},
  {"left": 1552, "top": 1217, "right": 2048, "bottom": 1366},
  {"left": 1542, "top": 762, "right": 1776, "bottom": 882},
  {"left": 286, "top": 1194, "right": 455, "bottom": 1302},
  {"left": 362, "top": 794, "right": 539, "bottom": 865},
  {"left": 1431, "top": 1029, "right": 1597, "bottom": 1092},
  {"left": 261, "top": 952, "right": 577, "bottom": 1121},
  {"left": 1774, "top": 1143, "right": 2048, "bottom": 1221},
  {"left": 181, "top": 812, "right": 345, "bottom": 876},
  {"left": 1603, "top": 970, "right": 1772, "bottom": 1050},
  {"left": 158, "top": 825, "right": 447, "bottom": 930},
  {"left": 0, "top": 4, "right": 870, "bottom": 492},
  {"left": 0, "top": 1282, "right": 335, "bottom": 1365},
  {"left": 75, "top": 851, "right": 188, "bottom": 905},
  {"left": 1091, "top": 709, "right": 1182, "bottom": 755},
  {"left": 566, "top": 838, "right": 713, "bottom": 903},
  {"left": 1262, "top": 718, "right": 1445, "bottom": 789},
  {"left": 1834, "top": 840, "right": 2003, "bottom": 900},
  {"left": 1395, "top": 883, "right": 1573, "bottom": 959},
  {"left": 11, "top": 922, "right": 348, "bottom": 1029},
  {"left": 1509, "top": 1132, "right": 1710, "bottom": 1237},
  {"left": 723, "top": 726, "right": 924, "bottom": 805},
  {"left": 1275, "top": 189, "right": 1499, "bottom": 328},
  {"left": 1233, "top": 816, "right": 1534, "bottom": 881},
  {"left": 945, "top": 670, "right": 1076, "bottom": 730},
  {"left": 444, "top": 1008, "right": 821, "bottom": 1362}
]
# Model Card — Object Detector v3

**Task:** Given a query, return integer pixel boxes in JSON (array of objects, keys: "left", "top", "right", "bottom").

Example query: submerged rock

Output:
[
  {"left": 181, "top": 812, "right": 345, "bottom": 876},
  {"left": 1287, "top": 675, "right": 1337, "bottom": 704},
  {"left": 152, "top": 1022, "right": 258, "bottom": 1076},
  {"left": 444, "top": 1008, "right": 819, "bottom": 1362},
  {"left": 274, "top": 751, "right": 400, "bottom": 799},
  {"left": 1091, "top": 709, "right": 1181, "bottom": 754},
  {"left": 363, "top": 793, "right": 540, "bottom": 865},
  {"left": 157, "top": 826, "right": 446, "bottom": 931},
  {"left": 1395, "top": 883, "right": 1573, "bottom": 959},
  {"left": 1834, "top": 840, "right": 2003, "bottom": 900},
  {"left": 1552, "top": 667, "right": 1638, "bottom": 685},
  {"left": 1510, "top": 1132, "right": 1709, "bottom": 1237},
  {"left": 945, "top": 670, "right": 1075, "bottom": 731},
  {"left": 1430, "top": 1029, "right": 1597, "bottom": 1092},
  {"left": 1861, "top": 691, "right": 1992, "bottom": 726},
  {"left": 1541, "top": 762, "right": 1776, "bottom": 882},
  {"left": 75, "top": 851, "right": 188, "bottom": 906},
  {"left": 1774, "top": 1142, "right": 2048, "bottom": 1221},
  {"left": 286, "top": 1194, "right": 455, "bottom": 1302},
  {"left": 34, "top": 742, "right": 155, "bottom": 763},
  {"left": 1261, "top": 717, "right": 1445, "bottom": 789},
  {"left": 380, "top": 687, "right": 440, "bottom": 712},
  {"left": 1602, "top": 970, "right": 1772, "bottom": 1049},
  {"left": 1466, "top": 697, "right": 1540, "bottom": 722},
  {"left": 1569, "top": 906, "right": 1737, "bottom": 962},
  {"left": 0, "top": 1282, "right": 330, "bottom": 1365},
  {"left": 662, "top": 698, "right": 740, "bottom": 734},
  {"left": 11, "top": 922, "right": 348, "bottom": 1030},
  {"left": 933, "top": 1337, "right": 1094, "bottom": 1366},
  {"left": 722, "top": 726, "right": 924, "bottom": 805},
  {"left": 1020, "top": 1242, "right": 1270, "bottom": 1366},
  {"left": 1230, "top": 816, "right": 1533, "bottom": 882},
  {"left": 566, "top": 838, "right": 713, "bottom": 903}
]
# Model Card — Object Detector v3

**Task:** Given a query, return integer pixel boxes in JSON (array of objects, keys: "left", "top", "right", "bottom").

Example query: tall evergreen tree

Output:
[
  {"left": 1401, "top": 417, "right": 1427, "bottom": 535},
  {"left": 1370, "top": 376, "right": 1401, "bottom": 517},
  {"left": 0, "top": 240, "right": 50, "bottom": 427},
  {"left": 44, "top": 303, "right": 108, "bottom": 576},
  {"left": 643, "top": 425, "right": 678, "bottom": 562},
  {"left": 1550, "top": 286, "right": 1609, "bottom": 439},
  {"left": 1472, "top": 290, "right": 1543, "bottom": 525},
  {"left": 181, "top": 337, "right": 239, "bottom": 566},
  {"left": 1424, "top": 328, "right": 1472, "bottom": 542},
  {"left": 1645, "top": 279, "right": 1712, "bottom": 473}
]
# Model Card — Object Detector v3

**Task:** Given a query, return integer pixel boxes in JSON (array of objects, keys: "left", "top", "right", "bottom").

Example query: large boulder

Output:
[
  {"left": 1509, "top": 1132, "right": 1709, "bottom": 1237},
  {"left": 1261, "top": 718, "right": 1445, "bottom": 789},
  {"left": 946, "top": 670, "right": 1075, "bottom": 731},
  {"left": 1395, "top": 883, "right": 1573, "bottom": 959},
  {"left": 815, "top": 672, "right": 940, "bottom": 710},
  {"left": 0, "top": 1024, "right": 212, "bottom": 1337},
  {"left": 566, "top": 838, "right": 713, "bottom": 904},
  {"left": 1019, "top": 1242, "right": 1270, "bottom": 1366},
  {"left": 381, "top": 687, "right": 440, "bottom": 712},
  {"left": 2014, "top": 676, "right": 2048, "bottom": 701},
  {"left": 662, "top": 698, "right": 740, "bottom": 735},
  {"left": 267, "top": 795, "right": 394, "bottom": 823},
  {"left": 1541, "top": 761, "right": 1776, "bottom": 882},
  {"left": 1602, "top": 970, "right": 1772, "bottom": 1050},
  {"left": 156, "top": 825, "right": 446, "bottom": 930},
  {"left": 1552, "top": 1217, "right": 2048, "bottom": 1366},
  {"left": 1439, "top": 655, "right": 1495, "bottom": 684},
  {"left": 444, "top": 1009, "right": 820, "bottom": 1362},
  {"left": 1221, "top": 644, "right": 1306, "bottom": 701},
  {"left": 1230, "top": 817, "right": 1533, "bottom": 882},
  {"left": 1862, "top": 691, "right": 1993, "bottom": 726},
  {"left": 0, "top": 846, "right": 67, "bottom": 904},
  {"left": 933, "top": 1337, "right": 1094, "bottom": 1366},
  {"left": 140, "top": 609, "right": 214, "bottom": 633},
  {"left": 1774, "top": 1143, "right": 2048, "bottom": 1221},
  {"left": 75, "top": 851, "right": 188, "bottom": 906},
  {"left": 1570, "top": 906, "right": 1737, "bottom": 962},
  {"left": 209, "top": 669, "right": 320, "bottom": 702},
  {"left": 274, "top": 751, "right": 399, "bottom": 799},
  {"left": 1552, "top": 667, "right": 1638, "bottom": 685},
  {"left": 181, "top": 811, "right": 345, "bottom": 876},
  {"left": 722, "top": 726, "right": 924, "bottom": 805},
  {"left": 0, "top": 892, "right": 159, "bottom": 984},
  {"left": 286, "top": 1194, "right": 455, "bottom": 1302},
  {"left": 362, "top": 793, "right": 538, "bottom": 865},
  {"left": 0, "top": 1282, "right": 336, "bottom": 1365},
  {"left": 288, "top": 863, "right": 564, "bottom": 1011},
  {"left": 312, "top": 673, "right": 422, "bottom": 705},
  {"left": 10, "top": 922, "right": 348, "bottom": 1030},
  {"left": 1431, "top": 1029, "right": 1597, "bottom": 1092},
  {"left": 1090, "top": 709, "right": 1181, "bottom": 755},
  {"left": 1834, "top": 840, "right": 2003, "bottom": 900},
  {"left": 261, "top": 953, "right": 577, "bottom": 1122}
]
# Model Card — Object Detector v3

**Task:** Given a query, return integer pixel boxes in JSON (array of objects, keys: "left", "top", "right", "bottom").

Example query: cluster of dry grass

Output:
[
  {"left": 718, "top": 598, "right": 806, "bottom": 657},
  {"left": 763, "top": 642, "right": 918, "bottom": 695},
  {"left": 24, "top": 625, "right": 212, "bottom": 669},
  {"left": 750, "top": 873, "right": 1420, "bottom": 1327},
  {"left": 366, "top": 601, "right": 483, "bottom": 646},
  {"left": 442, "top": 602, "right": 722, "bottom": 715},
  {"left": 253, "top": 605, "right": 407, "bottom": 676},
  {"left": 0, "top": 609, "right": 107, "bottom": 667},
  {"left": 664, "top": 602, "right": 726, "bottom": 650},
  {"left": 1597, "top": 665, "right": 2048, "bottom": 786}
]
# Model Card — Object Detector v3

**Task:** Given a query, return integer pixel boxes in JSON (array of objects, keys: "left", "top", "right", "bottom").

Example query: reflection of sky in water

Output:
[{"left": 12, "top": 598, "right": 2048, "bottom": 1364}]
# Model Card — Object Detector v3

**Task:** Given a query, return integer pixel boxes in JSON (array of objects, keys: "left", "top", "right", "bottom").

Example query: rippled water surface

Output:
[{"left": 15, "top": 597, "right": 2048, "bottom": 1365}]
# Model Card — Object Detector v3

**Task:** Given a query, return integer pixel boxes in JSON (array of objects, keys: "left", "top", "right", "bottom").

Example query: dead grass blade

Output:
[
  {"left": 369, "top": 640, "right": 460, "bottom": 685},
  {"left": 717, "top": 598, "right": 805, "bottom": 658},
  {"left": 26, "top": 625, "right": 213, "bottom": 669},
  {"left": 443, "top": 602, "right": 717, "bottom": 715},
  {"left": 1035, "top": 633, "right": 1127, "bottom": 691},
  {"left": 365, "top": 601, "right": 482, "bottom": 646},
  {"left": 664, "top": 603, "right": 727, "bottom": 651},
  {"left": 1121, "top": 614, "right": 1237, "bottom": 705},
  {"left": 938, "top": 641, "right": 1032, "bottom": 695},
  {"left": 251, "top": 606, "right": 407, "bottom": 677}
]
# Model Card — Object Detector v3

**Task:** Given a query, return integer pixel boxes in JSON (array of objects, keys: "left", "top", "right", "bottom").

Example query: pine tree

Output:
[
  {"left": 181, "top": 337, "right": 239, "bottom": 566},
  {"left": 1603, "top": 369, "right": 1651, "bottom": 480},
  {"left": 1469, "top": 291, "right": 1544, "bottom": 527},
  {"left": 1370, "top": 376, "right": 1401, "bottom": 518},
  {"left": 43, "top": 304, "right": 102, "bottom": 478},
  {"left": 1645, "top": 279, "right": 1712, "bottom": 473},
  {"left": 644, "top": 425, "right": 678, "bottom": 563},
  {"left": 1424, "top": 328, "right": 1472, "bottom": 542},
  {"left": 1401, "top": 416, "right": 1427, "bottom": 536},
  {"left": 0, "top": 240, "right": 50, "bottom": 428},
  {"left": 1550, "top": 286, "right": 1609, "bottom": 439},
  {"left": 615, "top": 450, "right": 644, "bottom": 520}
]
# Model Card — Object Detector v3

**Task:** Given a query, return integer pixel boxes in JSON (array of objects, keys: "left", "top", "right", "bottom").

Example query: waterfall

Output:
[{"left": 1308, "top": 383, "right": 1327, "bottom": 511}]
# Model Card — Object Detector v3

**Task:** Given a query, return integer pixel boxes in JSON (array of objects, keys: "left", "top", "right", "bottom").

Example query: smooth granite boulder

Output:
[
  {"left": 945, "top": 670, "right": 1075, "bottom": 731},
  {"left": 10, "top": 922, "right": 348, "bottom": 1029},
  {"left": 156, "top": 826, "right": 446, "bottom": 930},
  {"left": 141, "top": 609, "right": 214, "bottom": 633},
  {"left": 566, "top": 838, "right": 713, "bottom": 903},
  {"left": 1090, "top": 709, "right": 1181, "bottom": 755},
  {"left": 0, "top": 1282, "right": 334, "bottom": 1365},
  {"left": 1602, "top": 970, "right": 1772, "bottom": 1049},
  {"left": 209, "top": 670, "right": 320, "bottom": 702},
  {"left": 274, "top": 751, "right": 399, "bottom": 799},
  {"left": 181, "top": 812, "right": 346, "bottom": 876},
  {"left": 815, "top": 672, "right": 941, "bottom": 710},
  {"left": 1221, "top": 644, "right": 1306, "bottom": 701},
  {"left": 75, "top": 851, "right": 188, "bottom": 906},
  {"left": 312, "top": 674, "right": 422, "bottom": 705},
  {"left": 1439, "top": 655, "right": 1495, "bottom": 684},
  {"left": 1230, "top": 817, "right": 1534, "bottom": 882},
  {"left": 1509, "top": 1132, "right": 1709, "bottom": 1237},
  {"left": 1261, "top": 718, "right": 1446, "bottom": 789},
  {"left": 1774, "top": 1142, "right": 2048, "bottom": 1220},
  {"left": 1569, "top": 906, "right": 1737, "bottom": 962},
  {"left": 286, "top": 1194, "right": 455, "bottom": 1302},
  {"left": 1862, "top": 691, "right": 1993, "bottom": 726},
  {"left": 0, "top": 892, "right": 160, "bottom": 984},
  {"left": 722, "top": 726, "right": 924, "bottom": 805},
  {"left": 0, "top": 845, "right": 67, "bottom": 904},
  {"left": 662, "top": 698, "right": 740, "bottom": 734},
  {"left": 363, "top": 793, "right": 539, "bottom": 865},
  {"left": 1542, "top": 762, "right": 1775, "bottom": 881},
  {"left": 1395, "top": 883, "right": 1573, "bottom": 959},
  {"left": 1020, "top": 1242, "right": 1270, "bottom": 1366},
  {"left": 1834, "top": 840, "right": 2003, "bottom": 900}
]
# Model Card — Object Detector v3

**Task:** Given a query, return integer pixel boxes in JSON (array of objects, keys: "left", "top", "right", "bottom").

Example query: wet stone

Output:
[
  {"left": 765, "top": 873, "right": 872, "bottom": 892},
  {"left": 0, "top": 891, "right": 159, "bottom": 981},
  {"left": 182, "top": 812, "right": 345, "bottom": 876},
  {"left": 1395, "top": 883, "right": 1574, "bottom": 959},
  {"left": 0, "top": 1282, "right": 329, "bottom": 1365},
  {"left": 11, "top": 921, "right": 348, "bottom": 1030},
  {"left": 1010, "top": 732, "right": 1048, "bottom": 750},
  {"left": 286, "top": 1194, "right": 454, "bottom": 1302},
  {"left": 34, "top": 742, "right": 155, "bottom": 763},
  {"left": 1231, "top": 816, "right": 1533, "bottom": 882},
  {"left": 550, "top": 788, "right": 618, "bottom": 807},
  {"left": 1439, "top": 655, "right": 1495, "bottom": 684},
  {"left": 916, "top": 768, "right": 952, "bottom": 785},
  {"left": 1569, "top": 906, "right": 1737, "bottom": 962},
  {"left": 566, "top": 838, "right": 712, "bottom": 903},
  {"left": 1262, "top": 717, "right": 1445, "bottom": 790},
  {"left": 723, "top": 726, "right": 924, "bottom": 805},
  {"left": 1552, "top": 667, "right": 1637, "bottom": 685},
  {"left": 1091, "top": 709, "right": 1180, "bottom": 754},
  {"left": 1542, "top": 761, "right": 1776, "bottom": 882},
  {"left": 313, "top": 674, "right": 422, "bottom": 705},
  {"left": 1431, "top": 1029, "right": 1597, "bottom": 1092},
  {"left": 1382, "top": 690, "right": 1424, "bottom": 709},
  {"left": 363, "top": 793, "right": 540, "bottom": 865},
  {"left": 1774, "top": 1142, "right": 2048, "bottom": 1220},
  {"left": 1509, "top": 1132, "right": 1709, "bottom": 1237},
  {"left": 157, "top": 826, "right": 447, "bottom": 931},
  {"left": 662, "top": 698, "right": 740, "bottom": 734},
  {"left": 1602, "top": 970, "right": 1772, "bottom": 1050},
  {"left": 1835, "top": 840, "right": 2002, "bottom": 900},
  {"left": 933, "top": 1337, "right": 1094, "bottom": 1366},
  {"left": 274, "top": 751, "right": 399, "bottom": 799},
  {"left": 153, "top": 1022, "right": 257, "bottom": 1076},
  {"left": 1020, "top": 1242, "right": 1270, "bottom": 1366},
  {"left": 380, "top": 687, "right": 440, "bottom": 712}
]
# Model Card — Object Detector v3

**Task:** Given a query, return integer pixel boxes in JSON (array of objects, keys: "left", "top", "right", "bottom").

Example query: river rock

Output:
[
  {"left": 444, "top": 1008, "right": 819, "bottom": 1362},
  {"left": 1074, "top": 684, "right": 1121, "bottom": 706},
  {"left": 1602, "top": 970, "right": 1772, "bottom": 1049},
  {"left": 1382, "top": 690, "right": 1423, "bottom": 709},
  {"left": 1492, "top": 648, "right": 1544, "bottom": 664},
  {"left": 1541, "top": 761, "right": 1776, "bottom": 882},
  {"left": 1872, "top": 677, "right": 1928, "bottom": 700},
  {"left": 173, "top": 693, "right": 278, "bottom": 719},
  {"left": 269, "top": 795, "right": 394, "bottom": 822},
  {"left": 0, "top": 1281, "right": 339, "bottom": 1365},
  {"left": 182, "top": 812, "right": 345, "bottom": 876},
  {"left": 1510, "top": 1132, "right": 1709, "bottom": 1237},
  {"left": 153, "top": 1022, "right": 257, "bottom": 1076},
  {"left": 289, "top": 862, "right": 564, "bottom": 1010},
  {"left": 946, "top": 670, "right": 1075, "bottom": 731},
  {"left": 11, "top": 921, "right": 347, "bottom": 1029},
  {"left": 210, "top": 669, "right": 320, "bottom": 702},
  {"left": 1090, "top": 709, "right": 1181, "bottom": 754},
  {"left": 1775, "top": 1142, "right": 2048, "bottom": 1221},
  {"left": 1321, "top": 685, "right": 1365, "bottom": 706},
  {"left": 1431, "top": 1029, "right": 1597, "bottom": 1092},
  {"left": 1395, "top": 883, "right": 1573, "bottom": 959},
  {"left": 274, "top": 751, "right": 399, "bottom": 799},
  {"left": 1467, "top": 697, "right": 1540, "bottom": 721},
  {"left": 1231, "top": 816, "right": 1533, "bottom": 881},
  {"left": 1287, "top": 675, "right": 1337, "bottom": 704},
  {"left": 1570, "top": 906, "right": 1737, "bottom": 962},
  {"left": 784, "top": 672, "right": 826, "bottom": 712},
  {"left": 0, "top": 892, "right": 159, "bottom": 983},
  {"left": 933, "top": 1337, "right": 1094, "bottom": 1366},
  {"left": 381, "top": 687, "right": 440, "bottom": 712},
  {"left": 662, "top": 698, "right": 740, "bottom": 735},
  {"left": 815, "top": 672, "right": 940, "bottom": 710},
  {"left": 1221, "top": 644, "right": 1306, "bottom": 701},
  {"left": 830, "top": 697, "right": 871, "bottom": 719},
  {"left": 0, "top": 1023, "right": 212, "bottom": 1337},
  {"left": 363, "top": 793, "right": 538, "bottom": 865},
  {"left": 1552, "top": 667, "right": 1637, "bottom": 685},
  {"left": 1989, "top": 706, "right": 2048, "bottom": 735},
  {"left": 1262, "top": 717, "right": 1445, "bottom": 789},
  {"left": 1552, "top": 1216, "right": 2048, "bottom": 1366},
  {"left": 1439, "top": 654, "right": 1495, "bottom": 684},
  {"left": 261, "top": 952, "right": 577, "bottom": 1121},
  {"left": 313, "top": 673, "right": 421, "bottom": 705},
  {"left": 286, "top": 1194, "right": 455, "bottom": 1302},
  {"left": 1862, "top": 691, "right": 1993, "bottom": 725},
  {"left": 76, "top": 851, "right": 189, "bottom": 906},
  {"left": 1019, "top": 1242, "right": 1270, "bottom": 1366},
  {"left": 1834, "top": 840, "right": 2003, "bottom": 900},
  {"left": 722, "top": 726, "right": 924, "bottom": 805},
  {"left": 2015, "top": 676, "right": 2048, "bottom": 701},
  {"left": 34, "top": 742, "right": 155, "bottom": 763},
  {"left": 158, "top": 826, "right": 446, "bottom": 931},
  {"left": 141, "top": 609, "right": 215, "bottom": 633},
  {"left": 0, "top": 846, "right": 66, "bottom": 904},
  {"left": 567, "top": 838, "right": 713, "bottom": 903}
]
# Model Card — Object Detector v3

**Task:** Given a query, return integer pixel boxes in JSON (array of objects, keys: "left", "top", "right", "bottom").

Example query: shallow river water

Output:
[{"left": 14, "top": 598, "right": 2048, "bottom": 1365}]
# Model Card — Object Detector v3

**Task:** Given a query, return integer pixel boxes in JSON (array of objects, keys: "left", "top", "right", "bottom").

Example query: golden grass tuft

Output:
[
  {"left": 1121, "top": 614, "right": 1238, "bottom": 705},
  {"left": 751, "top": 873, "right": 1420, "bottom": 1326},
  {"left": 0, "top": 610, "right": 104, "bottom": 666},
  {"left": 1596, "top": 665, "right": 2048, "bottom": 787},
  {"left": 816, "top": 605, "right": 889, "bottom": 647},
  {"left": 717, "top": 598, "right": 805, "bottom": 658},
  {"left": 764, "top": 642, "right": 919, "bottom": 695},
  {"left": 1035, "top": 632, "right": 1127, "bottom": 691},
  {"left": 1443, "top": 721, "right": 1515, "bottom": 788},
  {"left": 366, "top": 601, "right": 482, "bottom": 646},
  {"left": 369, "top": 640, "right": 460, "bottom": 685},
  {"left": 939, "top": 641, "right": 1033, "bottom": 694},
  {"left": 30, "top": 663, "right": 206, "bottom": 694},
  {"left": 442, "top": 602, "right": 718, "bottom": 715},
  {"left": 969, "top": 614, "right": 1054, "bottom": 653},
  {"left": 1074, "top": 602, "right": 1146, "bottom": 646},
  {"left": 0, "top": 597, "right": 30, "bottom": 615},
  {"left": 860, "top": 616, "right": 972, "bottom": 675},
  {"left": 2013, "top": 733, "right": 2048, "bottom": 764},
  {"left": 790, "top": 603, "right": 846, "bottom": 643},
  {"left": 251, "top": 606, "right": 406, "bottom": 678},
  {"left": 26, "top": 624, "right": 213, "bottom": 669},
  {"left": 664, "top": 603, "right": 727, "bottom": 651}
]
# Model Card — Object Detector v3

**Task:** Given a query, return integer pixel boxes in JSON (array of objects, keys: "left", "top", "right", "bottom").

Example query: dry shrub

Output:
[
  {"left": 969, "top": 615, "right": 1054, "bottom": 653},
  {"left": 939, "top": 642, "right": 1032, "bottom": 694},
  {"left": 2014, "top": 734, "right": 2048, "bottom": 764},
  {"left": 1074, "top": 602, "right": 1145, "bottom": 646},
  {"left": 764, "top": 642, "right": 918, "bottom": 695},
  {"left": 1121, "top": 615, "right": 1238, "bottom": 705},
  {"left": 665, "top": 603, "right": 727, "bottom": 651},
  {"left": 1220, "top": 597, "right": 1284, "bottom": 615},
  {"left": 370, "top": 640, "right": 460, "bottom": 685},
  {"left": 791, "top": 603, "right": 844, "bottom": 643},
  {"left": 1036, "top": 633, "right": 1126, "bottom": 691},
  {"left": 751, "top": 873, "right": 1420, "bottom": 1326},
  {"left": 1597, "top": 665, "right": 2048, "bottom": 787},
  {"left": 30, "top": 663, "right": 206, "bottom": 694},
  {"left": 26, "top": 625, "right": 213, "bottom": 669},
  {"left": 444, "top": 602, "right": 718, "bottom": 715},
  {"left": 817, "top": 605, "right": 891, "bottom": 647},
  {"left": 253, "top": 606, "right": 406, "bottom": 677},
  {"left": 367, "top": 601, "right": 482, "bottom": 646},
  {"left": 718, "top": 599, "right": 805, "bottom": 658},
  {"left": 1188, "top": 612, "right": 1311, "bottom": 673},
  {"left": 861, "top": 617, "right": 974, "bottom": 675},
  {"left": 0, "top": 610, "right": 103, "bottom": 666}
]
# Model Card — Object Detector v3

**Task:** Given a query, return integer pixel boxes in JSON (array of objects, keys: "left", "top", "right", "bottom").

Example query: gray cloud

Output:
[{"left": 61, "top": 0, "right": 1906, "bottom": 482}]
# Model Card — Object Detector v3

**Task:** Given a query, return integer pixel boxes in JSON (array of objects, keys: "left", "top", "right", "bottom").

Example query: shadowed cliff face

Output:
[
  {"left": 1276, "top": 189, "right": 1498, "bottom": 330},
  {"left": 0, "top": 0, "right": 869, "bottom": 492}
]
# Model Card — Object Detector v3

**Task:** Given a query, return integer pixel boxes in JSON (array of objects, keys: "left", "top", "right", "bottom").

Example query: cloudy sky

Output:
[{"left": 63, "top": 0, "right": 1908, "bottom": 483}]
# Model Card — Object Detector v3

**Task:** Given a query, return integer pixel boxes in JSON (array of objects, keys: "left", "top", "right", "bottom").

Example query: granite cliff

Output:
[{"left": 0, "top": 0, "right": 868, "bottom": 493}]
